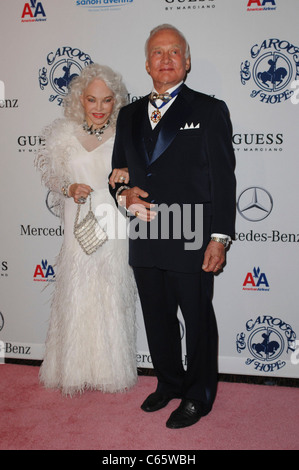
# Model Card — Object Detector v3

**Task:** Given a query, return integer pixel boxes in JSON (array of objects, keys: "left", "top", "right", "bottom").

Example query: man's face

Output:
[{"left": 145, "top": 29, "right": 190, "bottom": 93}]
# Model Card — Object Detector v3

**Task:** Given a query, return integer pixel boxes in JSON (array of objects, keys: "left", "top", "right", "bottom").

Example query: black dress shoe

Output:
[
  {"left": 166, "top": 399, "right": 208, "bottom": 429},
  {"left": 141, "top": 392, "right": 174, "bottom": 412}
]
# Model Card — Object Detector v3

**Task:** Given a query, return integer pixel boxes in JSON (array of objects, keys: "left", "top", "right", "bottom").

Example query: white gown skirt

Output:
[{"left": 39, "top": 190, "right": 137, "bottom": 395}]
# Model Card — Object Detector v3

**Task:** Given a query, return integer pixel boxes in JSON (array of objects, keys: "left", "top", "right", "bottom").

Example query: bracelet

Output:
[
  {"left": 116, "top": 185, "right": 130, "bottom": 203},
  {"left": 62, "top": 183, "right": 71, "bottom": 198}
]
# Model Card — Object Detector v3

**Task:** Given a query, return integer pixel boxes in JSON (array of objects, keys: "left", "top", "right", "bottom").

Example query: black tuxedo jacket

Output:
[{"left": 111, "top": 84, "right": 236, "bottom": 273}]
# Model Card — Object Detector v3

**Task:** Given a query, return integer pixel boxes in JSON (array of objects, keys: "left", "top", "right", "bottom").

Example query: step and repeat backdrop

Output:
[{"left": 1, "top": 0, "right": 298, "bottom": 378}]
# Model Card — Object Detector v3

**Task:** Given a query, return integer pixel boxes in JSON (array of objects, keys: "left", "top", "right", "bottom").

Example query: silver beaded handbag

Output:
[{"left": 74, "top": 194, "right": 108, "bottom": 255}]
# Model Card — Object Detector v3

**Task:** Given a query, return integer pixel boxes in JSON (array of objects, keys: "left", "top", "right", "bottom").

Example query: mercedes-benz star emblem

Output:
[
  {"left": 46, "top": 190, "right": 60, "bottom": 218},
  {"left": 237, "top": 187, "right": 273, "bottom": 222}
]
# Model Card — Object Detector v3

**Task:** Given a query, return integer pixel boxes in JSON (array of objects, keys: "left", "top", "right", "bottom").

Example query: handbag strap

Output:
[{"left": 74, "top": 194, "right": 92, "bottom": 227}]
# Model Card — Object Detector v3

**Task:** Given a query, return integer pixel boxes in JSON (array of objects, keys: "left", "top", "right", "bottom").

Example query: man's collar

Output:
[{"left": 151, "top": 81, "right": 184, "bottom": 95}]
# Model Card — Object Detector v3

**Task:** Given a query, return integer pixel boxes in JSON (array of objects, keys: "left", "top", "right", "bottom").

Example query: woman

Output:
[{"left": 35, "top": 64, "right": 137, "bottom": 395}]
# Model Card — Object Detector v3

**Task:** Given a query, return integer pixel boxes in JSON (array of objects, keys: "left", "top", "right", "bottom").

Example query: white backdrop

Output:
[{"left": 1, "top": 0, "right": 298, "bottom": 378}]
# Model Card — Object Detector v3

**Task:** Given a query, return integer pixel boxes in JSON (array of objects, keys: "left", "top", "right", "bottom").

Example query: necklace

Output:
[{"left": 82, "top": 120, "right": 110, "bottom": 141}]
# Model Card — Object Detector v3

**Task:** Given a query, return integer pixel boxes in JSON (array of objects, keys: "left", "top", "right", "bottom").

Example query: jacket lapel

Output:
[{"left": 132, "top": 97, "right": 151, "bottom": 166}]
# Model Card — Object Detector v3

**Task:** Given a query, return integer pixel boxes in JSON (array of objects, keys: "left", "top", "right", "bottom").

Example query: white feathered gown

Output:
[{"left": 36, "top": 119, "right": 137, "bottom": 395}]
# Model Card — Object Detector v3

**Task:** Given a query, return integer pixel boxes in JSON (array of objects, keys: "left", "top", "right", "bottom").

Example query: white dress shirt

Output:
[{"left": 148, "top": 81, "right": 183, "bottom": 129}]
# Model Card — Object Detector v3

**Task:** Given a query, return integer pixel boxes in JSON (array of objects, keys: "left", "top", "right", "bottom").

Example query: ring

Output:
[
  {"left": 78, "top": 197, "right": 86, "bottom": 204},
  {"left": 119, "top": 176, "right": 125, "bottom": 182},
  {"left": 135, "top": 211, "right": 139, "bottom": 217}
]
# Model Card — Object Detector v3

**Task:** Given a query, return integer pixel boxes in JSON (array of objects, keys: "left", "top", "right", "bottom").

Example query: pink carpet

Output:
[{"left": 0, "top": 364, "right": 298, "bottom": 450}]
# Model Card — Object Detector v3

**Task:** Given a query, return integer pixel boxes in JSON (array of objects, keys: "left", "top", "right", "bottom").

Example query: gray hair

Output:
[
  {"left": 63, "top": 63, "right": 128, "bottom": 128},
  {"left": 145, "top": 24, "right": 191, "bottom": 60}
]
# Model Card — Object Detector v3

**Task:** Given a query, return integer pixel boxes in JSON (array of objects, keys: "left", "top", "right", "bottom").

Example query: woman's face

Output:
[{"left": 80, "top": 79, "right": 115, "bottom": 128}]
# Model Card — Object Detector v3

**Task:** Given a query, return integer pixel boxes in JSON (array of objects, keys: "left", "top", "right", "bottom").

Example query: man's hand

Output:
[
  {"left": 120, "top": 187, "right": 156, "bottom": 222},
  {"left": 109, "top": 168, "right": 129, "bottom": 189},
  {"left": 202, "top": 240, "right": 225, "bottom": 273}
]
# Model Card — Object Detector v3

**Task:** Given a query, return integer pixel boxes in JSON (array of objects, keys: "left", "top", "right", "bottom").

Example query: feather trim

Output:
[{"left": 35, "top": 119, "right": 79, "bottom": 219}]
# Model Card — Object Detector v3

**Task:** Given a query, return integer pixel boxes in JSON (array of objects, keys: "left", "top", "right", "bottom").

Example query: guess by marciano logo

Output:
[
  {"left": 38, "top": 47, "right": 93, "bottom": 106},
  {"left": 75, "top": 0, "right": 134, "bottom": 11},
  {"left": 1, "top": 262, "right": 8, "bottom": 278},
  {"left": 21, "top": 1, "right": 47, "bottom": 22},
  {"left": 240, "top": 38, "right": 299, "bottom": 104},
  {"left": 165, "top": 0, "right": 216, "bottom": 11}
]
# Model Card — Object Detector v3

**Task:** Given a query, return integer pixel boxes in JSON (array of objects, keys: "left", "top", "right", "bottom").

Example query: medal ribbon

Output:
[{"left": 149, "top": 84, "right": 183, "bottom": 123}]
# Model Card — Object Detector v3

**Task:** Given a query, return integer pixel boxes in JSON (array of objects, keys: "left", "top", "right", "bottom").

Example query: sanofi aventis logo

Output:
[{"left": 75, "top": 0, "right": 133, "bottom": 11}]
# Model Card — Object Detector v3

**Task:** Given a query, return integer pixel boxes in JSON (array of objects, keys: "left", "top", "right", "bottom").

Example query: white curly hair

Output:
[{"left": 63, "top": 63, "right": 128, "bottom": 128}]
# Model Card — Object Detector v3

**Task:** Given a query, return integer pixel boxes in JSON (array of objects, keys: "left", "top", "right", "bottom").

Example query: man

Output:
[{"left": 110, "top": 24, "right": 236, "bottom": 429}]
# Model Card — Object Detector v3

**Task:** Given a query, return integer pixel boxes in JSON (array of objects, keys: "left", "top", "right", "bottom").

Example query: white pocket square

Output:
[{"left": 180, "top": 122, "right": 200, "bottom": 130}]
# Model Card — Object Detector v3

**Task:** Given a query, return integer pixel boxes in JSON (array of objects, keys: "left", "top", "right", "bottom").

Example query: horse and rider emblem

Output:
[
  {"left": 50, "top": 60, "right": 80, "bottom": 94},
  {"left": 248, "top": 327, "right": 283, "bottom": 361},
  {"left": 253, "top": 52, "right": 291, "bottom": 92},
  {"left": 236, "top": 315, "right": 297, "bottom": 373},
  {"left": 38, "top": 47, "right": 93, "bottom": 106},
  {"left": 240, "top": 38, "right": 299, "bottom": 104}
]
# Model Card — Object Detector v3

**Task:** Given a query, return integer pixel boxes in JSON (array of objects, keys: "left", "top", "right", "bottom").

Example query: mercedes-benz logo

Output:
[
  {"left": 0, "top": 312, "right": 4, "bottom": 332},
  {"left": 237, "top": 187, "right": 273, "bottom": 222},
  {"left": 46, "top": 190, "right": 60, "bottom": 218}
]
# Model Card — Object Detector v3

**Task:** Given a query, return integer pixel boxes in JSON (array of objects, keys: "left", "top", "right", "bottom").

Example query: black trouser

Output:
[{"left": 133, "top": 266, "right": 218, "bottom": 412}]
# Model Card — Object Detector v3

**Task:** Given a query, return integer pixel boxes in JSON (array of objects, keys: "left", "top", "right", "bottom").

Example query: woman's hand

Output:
[
  {"left": 109, "top": 168, "right": 129, "bottom": 189},
  {"left": 68, "top": 183, "right": 93, "bottom": 204}
]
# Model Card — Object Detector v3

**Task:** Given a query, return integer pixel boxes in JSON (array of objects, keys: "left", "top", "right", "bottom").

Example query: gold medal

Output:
[{"left": 150, "top": 109, "right": 161, "bottom": 123}]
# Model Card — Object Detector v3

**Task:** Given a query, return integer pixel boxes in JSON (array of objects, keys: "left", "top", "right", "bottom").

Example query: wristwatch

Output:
[{"left": 210, "top": 236, "right": 230, "bottom": 248}]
